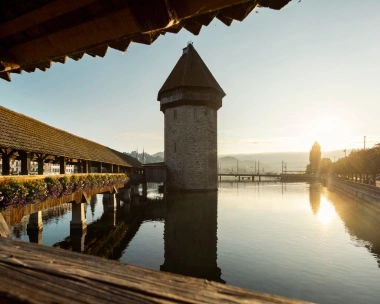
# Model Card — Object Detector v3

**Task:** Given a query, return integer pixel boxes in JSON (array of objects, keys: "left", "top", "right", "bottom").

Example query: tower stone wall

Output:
[
  {"left": 158, "top": 43, "right": 225, "bottom": 192},
  {"left": 164, "top": 106, "right": 217, "bottom": 191}
]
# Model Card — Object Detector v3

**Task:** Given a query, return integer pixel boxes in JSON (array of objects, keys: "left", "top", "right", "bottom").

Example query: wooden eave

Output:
[{"left": 0, "top": 0, "right": 291, "bottom": 81}]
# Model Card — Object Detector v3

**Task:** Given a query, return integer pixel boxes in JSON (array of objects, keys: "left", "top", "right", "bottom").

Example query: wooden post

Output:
[
  {"left": 1, "top": 153, "right": 10, "bottom": 175},
  {"left": 59, "top": 156, "right": 66, "bottom": 174},
  {"left": 109, "top": 164, "right": 113, "bottom": 173},
  {"left": 83, "top": 160, "right": 88, "bottom": 173},
  {"left": 37, "top": 158, "right": 44, "bottom": 175},
  {"left": 99, "top": 162, "right": 103, "bottom": 173},
  {"left": 20, "top": 151, "right": 31, "bottom": 175}
]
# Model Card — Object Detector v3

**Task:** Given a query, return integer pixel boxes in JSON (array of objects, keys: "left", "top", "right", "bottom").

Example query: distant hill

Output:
[
  {"left": 218, "top": 150, "right": 342, "bottom": 174},
  {"left": 123, "top": 151, "right": 164, "bottom": 164},
  {"left": 123, "top": 149, "right": 343, "bottom": 172}
]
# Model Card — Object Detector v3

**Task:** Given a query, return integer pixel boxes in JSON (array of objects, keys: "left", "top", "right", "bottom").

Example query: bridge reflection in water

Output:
[
  {"left": 5, "top": 182, "right": 380, "bottom": 287},
  {"left": 3, "top": 188, "right": 224, "bottom": 283}
]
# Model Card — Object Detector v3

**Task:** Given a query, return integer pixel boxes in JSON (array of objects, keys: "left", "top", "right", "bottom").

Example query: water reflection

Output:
[
  {"left": 309, "top": 184, "right": 336, "bottom": 225},
  {"left": 160, "top": 192, "right": 224, "bottom": 283},
  {"left": 4, "top": 182, "right": 380, "bottom": 303},
  {"left": 309, "top": 183, "right": 320, "bottom": 215},
  {"left": 324, "top": 188, "right": 380, "bottom": 268}
]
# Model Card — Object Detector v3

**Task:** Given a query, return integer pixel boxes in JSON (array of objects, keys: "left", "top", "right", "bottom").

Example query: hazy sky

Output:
[{"left": 1, "top": 0, "right": 380, "bottom": 156}]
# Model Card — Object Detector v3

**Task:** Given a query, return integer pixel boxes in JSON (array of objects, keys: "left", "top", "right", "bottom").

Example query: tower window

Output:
[{"left": 174, "top": 109, "right": 177, "bottom": 120}]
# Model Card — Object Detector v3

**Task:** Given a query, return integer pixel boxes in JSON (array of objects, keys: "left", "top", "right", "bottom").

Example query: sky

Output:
[{"left": 1, "top": 0, "right": 380, "bottom": 157}]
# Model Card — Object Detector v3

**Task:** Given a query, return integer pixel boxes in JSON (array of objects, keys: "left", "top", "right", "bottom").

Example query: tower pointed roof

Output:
[{"left": 157, "top": 43, "right": 226, "bottom": 100}]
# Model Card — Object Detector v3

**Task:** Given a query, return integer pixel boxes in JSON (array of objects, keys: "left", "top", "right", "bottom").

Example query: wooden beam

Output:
[
  {"left": 86, "top": 45, "right": 108, "bottom": 58},
  {"left": 0, "top": 60, "right": 20, "bottom": 72},
  {"left": 218, "top": 0, "right": 258, "bottom": 21},
  {"left": 108, "top": 38, "right": 131, "bottom": 52},
  {"left": 67, "top": 52, "right": 85, "bottom": 61},
  {"left": 1, "top": 153, "right": 10, "bottom": 175},
  {"left": 52, "top": 56, "right": 66, "bottom": 64},
  {"left": 0, "top": 71, "right": 11, "bottom": 82},
  {"left": 184, "top": 21, "right": 203, "bottom": 35},
  {"left": 59, "top": 156, "right": 66, "bottom": 174},
  {"left": 0, "top": 0, "right": 99, "bottom": 39},
  {"left": 20, "top": 151, "right": 31, "bottom": 175},
  {"left": 7, "top": 8, "right": 139, "bottom": 64},
  {"left": 0, "top": 237, "right": 309, "bottom": 304},
  {"left": 35, "top": 60, "right": 52, "bottom": 71}
]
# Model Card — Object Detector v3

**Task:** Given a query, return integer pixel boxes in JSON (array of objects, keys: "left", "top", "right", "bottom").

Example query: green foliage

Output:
[
  {"left": 309, "top": 142, "right": 321, "bottom": 174},
  {"left": 333, "top": 144, "right": 380, "bottom": 175},
  {"left": 319, "top": 158, "right": 333, "bottom": 174}
]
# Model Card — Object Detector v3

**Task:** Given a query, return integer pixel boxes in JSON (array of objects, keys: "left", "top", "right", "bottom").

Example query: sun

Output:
[{"left": 301, "top": 115, "right": 353, "bottom": 151}]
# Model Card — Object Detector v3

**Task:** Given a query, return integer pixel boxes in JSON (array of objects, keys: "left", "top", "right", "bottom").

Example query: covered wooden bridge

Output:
[{"left": 0, "top": 105, "right": 141, "bottom": 176}]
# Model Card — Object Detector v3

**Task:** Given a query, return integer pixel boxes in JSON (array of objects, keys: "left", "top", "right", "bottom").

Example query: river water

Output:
[{"left": 8, "top": 181, "right": 380, "bottom": 303}]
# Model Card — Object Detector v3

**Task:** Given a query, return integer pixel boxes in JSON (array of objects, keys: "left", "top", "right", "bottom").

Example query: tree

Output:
[
  {"left": 319, "top": 158, "right": 332, "bottom": 174},
  {"left": 309, "top": 142, "right": 321, "bottom": 174}
]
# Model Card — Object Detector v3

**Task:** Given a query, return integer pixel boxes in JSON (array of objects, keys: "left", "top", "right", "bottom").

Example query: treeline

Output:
[
  {"left": 334, "top": 144, "right": 380, "bottom": 176},
  {"left": 305, "top": 142, "right": 380, "bottom": 183}
]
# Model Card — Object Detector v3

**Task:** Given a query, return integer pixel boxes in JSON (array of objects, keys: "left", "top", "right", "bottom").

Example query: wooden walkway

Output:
[{"left": 0, "top": 237, "right": 310, "bottom": 304}]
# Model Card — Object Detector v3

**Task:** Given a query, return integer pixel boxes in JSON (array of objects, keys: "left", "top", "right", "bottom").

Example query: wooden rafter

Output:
[{"left": 0, "top": 0, "right": 291, "bottom": 80}]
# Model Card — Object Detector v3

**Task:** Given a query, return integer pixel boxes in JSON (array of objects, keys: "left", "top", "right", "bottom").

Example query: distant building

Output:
[{"left": 157, "top": 43, "right": 226, "bottom": 191}]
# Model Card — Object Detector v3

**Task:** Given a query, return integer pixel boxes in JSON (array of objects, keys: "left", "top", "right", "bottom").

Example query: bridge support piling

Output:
[
  {"left": 70, "top": 203, "right": 87, "bottom": 231},
  {"left": 124, "top": 201, "right": 131, "bottom": 213},
  {"left": 71, "top": 229, "right": 87, "bottom": 253},
  {"left": 27, "top": 211, "right": 43, "bottom": 244},
  {"left": 106, "top": 194, "right": 116, "bottom": 227},
  {"left": 27, "top": 211, "right": 43, "bottom": 231},
  {"left": 27, "top": 229, "right": 43, "bottom": 244}
]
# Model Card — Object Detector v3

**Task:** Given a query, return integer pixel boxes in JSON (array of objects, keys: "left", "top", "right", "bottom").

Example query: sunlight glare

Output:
[
  {"left": 317, "top": 198, "right": 336, "bottom": 225},
  {"left": 301, "top": 115, "right": 353, "bottom": 151}
]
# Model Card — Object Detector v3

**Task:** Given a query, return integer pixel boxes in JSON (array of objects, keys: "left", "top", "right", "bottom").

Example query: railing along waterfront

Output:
[{"left": 329, "top": 177, "right": 380, "bottom": 204}]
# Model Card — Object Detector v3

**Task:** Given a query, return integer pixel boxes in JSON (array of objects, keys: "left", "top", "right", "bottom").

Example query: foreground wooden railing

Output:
[{"left": 0, "top": 237, "right": 310, "bottom": 304}]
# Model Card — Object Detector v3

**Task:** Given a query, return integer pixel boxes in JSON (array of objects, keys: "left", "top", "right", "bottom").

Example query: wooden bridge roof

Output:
[
  {"left": 0, "top": 106, "right": 141, "bottom": 167},
  {"left": 158, "top": 43, "right": 226, "bottom": 100},
  {"left": 0, "top": 0, "right": 291, "bottom": 82}
]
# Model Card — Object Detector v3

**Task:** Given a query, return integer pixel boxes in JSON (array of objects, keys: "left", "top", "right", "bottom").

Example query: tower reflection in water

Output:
[{"left": 160, "top": 192, "right": 225, "bottom": 283}]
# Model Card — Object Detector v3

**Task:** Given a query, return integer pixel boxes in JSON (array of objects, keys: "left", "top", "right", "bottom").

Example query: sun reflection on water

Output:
[{"left": 317, "top": 198, "right": 336, "bottom": 225}]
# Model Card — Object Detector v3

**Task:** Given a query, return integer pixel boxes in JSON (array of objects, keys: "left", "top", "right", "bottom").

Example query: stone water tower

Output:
[{"left": 158, "top": 43, "right": 226, "bottom": 191}]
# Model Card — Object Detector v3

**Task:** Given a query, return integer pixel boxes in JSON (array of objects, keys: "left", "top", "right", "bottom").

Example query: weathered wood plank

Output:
[
  {"left": 0, "top": 214, "right": 10, "bottom": 237},
  {"left": 0, "top": 238, "right": 311, "bottom": 304}
]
